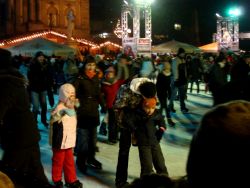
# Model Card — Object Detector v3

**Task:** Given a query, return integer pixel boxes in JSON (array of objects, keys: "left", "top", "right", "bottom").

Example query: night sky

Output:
[{"left": 90, "top": 0, "right": 250, "bottom": 45}]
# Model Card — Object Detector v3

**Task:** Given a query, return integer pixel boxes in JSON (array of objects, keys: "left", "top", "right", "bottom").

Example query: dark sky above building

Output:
[{"left": 90, "top": 0, "right": 250, "bottom": 45}]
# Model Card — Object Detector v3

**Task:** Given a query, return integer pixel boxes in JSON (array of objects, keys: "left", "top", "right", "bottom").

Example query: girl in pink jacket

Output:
[{"left": 50, "top": 83, "right": 82, "bottom": 188}]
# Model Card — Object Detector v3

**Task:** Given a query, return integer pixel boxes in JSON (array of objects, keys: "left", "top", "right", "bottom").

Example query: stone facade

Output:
[{"left": 0, "top": 0, "right": 90, "bottom": 39}]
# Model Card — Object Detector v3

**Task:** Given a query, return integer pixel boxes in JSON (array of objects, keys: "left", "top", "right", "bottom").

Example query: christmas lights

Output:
[
  {"left": 99, "top": 41, "right": 122, "bottom": 48},
  {"left": 0, "top": 30, "right": 122, "bottom": 50},
  {"left": 114, "top": 19, "right": 123, "bottom": 38},
  {"left": 216, "top": 17, "right": 239, "bottom": 51}
]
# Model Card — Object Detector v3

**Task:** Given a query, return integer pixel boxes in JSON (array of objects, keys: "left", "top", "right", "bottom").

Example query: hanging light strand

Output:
[{"left": 0, "top": 30, "right": 121, "bottom": 49}]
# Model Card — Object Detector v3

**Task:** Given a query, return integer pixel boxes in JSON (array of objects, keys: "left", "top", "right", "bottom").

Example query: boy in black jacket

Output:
[{"left": 126, "top": 97, "right": 169, "bottom": 177}]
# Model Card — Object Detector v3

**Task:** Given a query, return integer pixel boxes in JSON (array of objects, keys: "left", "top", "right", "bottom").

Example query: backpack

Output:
[{"left": 113, "top": 83, "right": 142, "bottom": 128}]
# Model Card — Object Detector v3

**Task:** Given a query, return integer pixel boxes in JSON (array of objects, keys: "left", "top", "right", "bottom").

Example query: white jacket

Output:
[{"left": 49, "top": 83, "right": 77, "bottom": 149}]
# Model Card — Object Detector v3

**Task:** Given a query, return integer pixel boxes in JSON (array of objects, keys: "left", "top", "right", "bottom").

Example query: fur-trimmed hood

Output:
[{"left": 129, "top": 77, "right": 152, "bottom": 95}]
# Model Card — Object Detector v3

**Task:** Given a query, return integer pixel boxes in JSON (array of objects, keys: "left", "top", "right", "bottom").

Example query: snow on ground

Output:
[{"left": 0, "top": 83, "right": 213, "bottom": 188}]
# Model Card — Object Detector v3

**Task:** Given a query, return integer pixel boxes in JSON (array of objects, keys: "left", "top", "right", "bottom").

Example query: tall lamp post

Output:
[
  {"left": 216, "top": 7, "right": 241, "bottom": 51},
  {"left": 121, "top": 0, "right": 154, "bottom": 57}
]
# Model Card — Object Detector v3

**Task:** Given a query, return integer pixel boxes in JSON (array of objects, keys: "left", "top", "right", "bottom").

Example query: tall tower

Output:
[
  {"left": 121, "top": 0, "right": 153, "bottom": 57},
  {"left": 216, "top": 8, "right": 241, "bottom": 51},
  {"left": 216, "top": 16, "right": 239, "bottom": 51}
]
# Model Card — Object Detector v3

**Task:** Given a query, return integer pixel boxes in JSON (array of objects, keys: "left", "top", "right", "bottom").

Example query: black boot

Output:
[
  {"left": 169, "top": 107, "right": 176, "bottom": 113},
  {"left": 181, "top": 107, "right": 189, "bottom": 113},
  {"left": 167, "top": 118, "right": 176, "bottom": 127},
  {"left": 54, "top": 181, "right": 63, "bottom": 188},
  {"left": 87, "top": 158, "right": 102, "bottom": 170},
  {"left": 99, "top": 122, "right": 107, "bottom": 136},
  {"left": 116, "top": 181, "right": 129, "bottom": 188},
  {"left": 65, "top": 180, "right": 82, "bottom": 188}
]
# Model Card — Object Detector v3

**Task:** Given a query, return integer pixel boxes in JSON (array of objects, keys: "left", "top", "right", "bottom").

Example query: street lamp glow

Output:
[
  {"left": 174, "top": 23, "right": 181, "bottom": 30},
  {"left": 123, "top": 0, "right": 128, "bottom": 5},
  {"left": 228, "top": 7, "right": 242, "bottom": 17},
  {"left": 134, "top": 0, "right": 154, "bottom": 5},
  {"left": 216, "top": 13, "right": 222, "bottom": 18}
]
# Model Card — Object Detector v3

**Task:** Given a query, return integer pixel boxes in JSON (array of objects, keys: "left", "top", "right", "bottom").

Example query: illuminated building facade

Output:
[{"left": 0, "top": 0, "right": 90, "bottom": 39}]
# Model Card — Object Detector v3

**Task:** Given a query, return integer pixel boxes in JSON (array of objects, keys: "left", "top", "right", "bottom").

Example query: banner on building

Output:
[
  {"left": 137, "top": 38, "right": 151, "bottom": 57},
  {"left": 122, "top": 38, "right": 136, "bottom": 58}
]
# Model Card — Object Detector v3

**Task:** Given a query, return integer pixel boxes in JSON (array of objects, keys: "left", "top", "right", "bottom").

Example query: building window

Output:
[
  {"left": 65, "top": 8, "right": 75, "bottom": 27},
  {"left": 47, "top": 4, "right": 58, "bottom": 28}
]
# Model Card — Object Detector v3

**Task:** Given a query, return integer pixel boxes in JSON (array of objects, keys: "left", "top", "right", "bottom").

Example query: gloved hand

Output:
[
  {"left": 155, "top": 127, "right": 165, "bottom": 142},
  {"left": 75, "top": 98, "right": 80, "bottom": 108}
]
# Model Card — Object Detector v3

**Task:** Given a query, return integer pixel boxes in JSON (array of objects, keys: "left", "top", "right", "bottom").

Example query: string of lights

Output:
[
  {"left": 114, "top": 19, "right": 123, "bottom": 39},
  {"left": 0, "top": 30, "right": 121, "bottom": 49},
  {"left": 100, "top": 41, "right": 122, "bottom": 48}
]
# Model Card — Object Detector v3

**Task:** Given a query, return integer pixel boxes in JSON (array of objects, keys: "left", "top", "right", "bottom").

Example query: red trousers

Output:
[{"left": 52, "top": 148, "right": 77, "bottom": 183}]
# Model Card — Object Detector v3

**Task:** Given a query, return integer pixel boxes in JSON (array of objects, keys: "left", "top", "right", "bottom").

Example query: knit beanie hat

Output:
[
  {"left": 143, "top": 97, "right": 157, "bottom": 108},
  {"left": 177, "top": 48, "right": 185, "bottom": 55},
  {"left": 35, "top": 51, "right": 45, "bottom": 58},
  {"left": 0, "top": 48, "right": 12, "bottom": 70},
  {"left": 59, "top": 83, "right": 75, "bottom": 103},
  {"left": 83, "top": 55, "right": 96, "bottom": 68},
  {"left": 138, "top": 81, "right": 157, "bottom": 98}
]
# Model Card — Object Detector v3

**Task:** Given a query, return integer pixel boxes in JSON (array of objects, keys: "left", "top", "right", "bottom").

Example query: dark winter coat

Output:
[
  {"left": 156, "top": 72, "right": 172, "bottom": 98},
  {"left": 178, "top": 63, "right": 188, "bottom": 86},
  {"left": 208, "top": 63, "right": 228, "bottom": 92},
  {"left": 187, "top": 58, "right": 202, "bottom": 81},
  {"left": 74, "top": 74, "right": 101, "bottom": 128},
  {"left": 0, "top": 68, "right": 40, "bottom": 149},
  {"left": 125, "top": 109, "right": 166, "bottom": 146},
  {"left": 27, "top": 60, "right": 53, "bottom": 92},
  {"left": 218, "top": 80, "right": 250, "bottom": 104},
  {"left": 217, "top": 60, "right": 250, "bottom": 103}
]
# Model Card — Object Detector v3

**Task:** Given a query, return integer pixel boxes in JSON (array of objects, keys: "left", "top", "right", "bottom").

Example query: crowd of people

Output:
[{"left": 0, "top": 47, "right": 250, "bottom": 188}]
